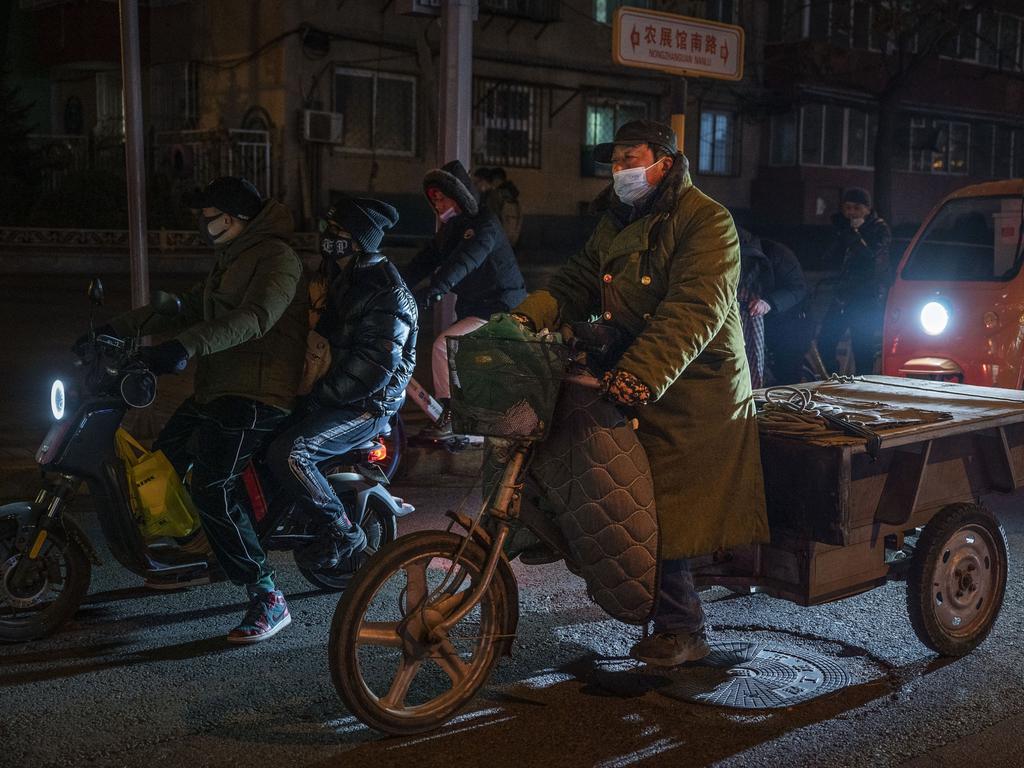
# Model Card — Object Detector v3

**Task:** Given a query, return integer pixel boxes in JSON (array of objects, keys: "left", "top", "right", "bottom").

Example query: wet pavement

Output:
[{"left": 1, "top": 488, "right": 1023, "bottom": 767}]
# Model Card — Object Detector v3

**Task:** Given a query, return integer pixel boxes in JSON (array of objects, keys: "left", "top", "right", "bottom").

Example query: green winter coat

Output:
[
  {"left": 515, "top": 156, "right": 768, "bottom": 559},
  {"left": 112, "top": 199, "right": 308, "bottom": 411}
]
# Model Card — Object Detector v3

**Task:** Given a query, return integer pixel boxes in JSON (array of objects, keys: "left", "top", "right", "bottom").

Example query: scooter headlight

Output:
[
  {"left": 920, "top": 302, "right": 949, "bottom": 336},
  {"left": 50, "top": 379, "right": 66, "bottom": 420}
]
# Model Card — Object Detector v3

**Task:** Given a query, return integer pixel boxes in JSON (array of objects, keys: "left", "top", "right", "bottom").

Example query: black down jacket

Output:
[
  {"left": 405, "top": 208, "right": 527, "bottom": 320},
  {"left": 312, "top": 254, "right": 417, "bottom": 416}
]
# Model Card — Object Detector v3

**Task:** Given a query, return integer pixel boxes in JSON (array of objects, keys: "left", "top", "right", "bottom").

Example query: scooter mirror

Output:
[
  {"left": 151, "top": 290, "right": 182, "bottom": 317},
  {"left": 88, "top": 278, "right": 105, "bottom": 306}
]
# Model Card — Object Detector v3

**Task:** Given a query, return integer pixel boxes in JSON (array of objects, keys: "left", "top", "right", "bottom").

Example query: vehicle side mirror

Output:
[
  {"left": 151, "top": 290, "right": 182, "bottom": 317},
  {"left": 88, "top": 278, "right": 105, "bottom": 306}
]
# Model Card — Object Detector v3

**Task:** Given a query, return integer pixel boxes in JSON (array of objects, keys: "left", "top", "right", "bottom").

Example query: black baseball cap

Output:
[
  {"left": 594, "top": 120, "right": 678, "bottom": 164},
  {"left": 183, "top": 176, "right": 263, "bottom": 220}
]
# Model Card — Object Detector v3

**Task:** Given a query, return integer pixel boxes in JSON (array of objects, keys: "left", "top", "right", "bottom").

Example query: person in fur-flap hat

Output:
[{"left": 403, "top": 159, "right": 527, "bottom": 438}]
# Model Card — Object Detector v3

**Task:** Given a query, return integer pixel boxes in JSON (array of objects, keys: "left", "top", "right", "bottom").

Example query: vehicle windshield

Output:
[{"left": 901, "top": 195, "right": 1023, "bottom": 281}]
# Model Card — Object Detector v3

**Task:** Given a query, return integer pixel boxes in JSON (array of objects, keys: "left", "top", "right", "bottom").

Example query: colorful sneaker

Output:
[
  {"left": 226, "top": 590, "right": 291, "bottom": 644},
  {"left": 629, "top": 627, "right": 711, "bottom": 667}
]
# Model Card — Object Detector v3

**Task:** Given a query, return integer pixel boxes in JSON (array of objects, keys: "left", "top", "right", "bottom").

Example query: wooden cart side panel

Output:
[
  {"left": 760, "top": 437, "right": 848, "bottom": 546},
  {"left": 759, "top": 533, "right": 889, "bottom": 605},
  {"left": 1005, "top": 422, "right": 1024, "bottom": 486},
  {"left": 847, "top": 432, "right": 1010, "bottom": 532}
]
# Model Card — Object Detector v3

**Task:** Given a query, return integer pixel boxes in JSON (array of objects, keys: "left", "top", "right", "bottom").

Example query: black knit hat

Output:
[
  {"left": 183, "top": 176, "right": 263, "bottom": 220},
  {"left": 841, "top": 187, "right": 872, "bottom": 208},
  {"left": 324, "top": 196, "right": 399, "bottom": 254},
  {"left": 422, "top": 160, "right": 479, "bottom": 217}
]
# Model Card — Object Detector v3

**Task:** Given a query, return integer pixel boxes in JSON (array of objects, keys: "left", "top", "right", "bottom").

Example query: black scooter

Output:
[{"left": 0, "top": 279, "right": 412, "bottom": 643}]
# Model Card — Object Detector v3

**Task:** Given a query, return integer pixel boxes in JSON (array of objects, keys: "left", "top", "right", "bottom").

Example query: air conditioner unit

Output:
[{"left": 303, "top": 109, "right": 344, "bottom": 144}]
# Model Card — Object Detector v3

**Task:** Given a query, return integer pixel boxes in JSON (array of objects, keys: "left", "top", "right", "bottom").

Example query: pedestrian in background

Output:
[
  {"left": 736, "top": 226, "right": 771, "bottom": 389},
  {"left": 816, "top": 187, "right": 892, "bottom": 375},
  {"left": 473, "top": 166, "right": 523, "bottom": 248},
  {"left": 735, "top": 225, "right": 808, "bottom": 386}
]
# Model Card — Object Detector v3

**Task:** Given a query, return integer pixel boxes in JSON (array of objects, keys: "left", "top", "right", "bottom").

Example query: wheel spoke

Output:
[
  {"left": 434, "top": 637, "right": 471, "bottom": 685},
  {"left": 356, "top": 621, "right": 403, "bottom": 648},
  {"left": 379, "top": 657, "right": 422, "bottom": 709},
  {"left": 403, "top": 560, "right": 428, "bottom": 611}
]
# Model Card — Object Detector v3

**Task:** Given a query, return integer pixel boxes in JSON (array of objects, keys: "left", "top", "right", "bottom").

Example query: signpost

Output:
[{"left": 612, "top": 6, "right": 744, "bottom": 151}]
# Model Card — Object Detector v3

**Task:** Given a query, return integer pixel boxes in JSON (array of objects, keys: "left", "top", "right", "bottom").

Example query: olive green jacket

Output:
[
  {"left": 112, "top": 200, "right": 308, "bottom": 411},
  {"left": 515, "top": 156, "right": 768, "bottom": 559}
]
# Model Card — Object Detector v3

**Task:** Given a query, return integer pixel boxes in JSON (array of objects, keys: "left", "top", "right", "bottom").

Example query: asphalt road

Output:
[
  {"left": 3, "top": 275, "right": 1024, "bottom": 767},
  {"left": 1, "top": 487, "right": 1024, "bottom": 768}
]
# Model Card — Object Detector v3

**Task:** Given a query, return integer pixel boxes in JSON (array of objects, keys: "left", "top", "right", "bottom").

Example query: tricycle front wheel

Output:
[
  {"left": 328, "top": 530, "right": 516, "bottom": 735},
  {"left": 907, "top": 503, "right": 1007, "bottom": 657}
]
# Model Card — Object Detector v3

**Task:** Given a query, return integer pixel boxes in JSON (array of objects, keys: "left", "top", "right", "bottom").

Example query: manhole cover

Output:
[{"left": 662, "top": 640, "right": 853, "bottom": 709}]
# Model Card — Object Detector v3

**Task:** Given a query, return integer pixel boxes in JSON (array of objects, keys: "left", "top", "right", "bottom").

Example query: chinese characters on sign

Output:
[{"left": 613, "top": 7, "right": 744, "bottom": 81}]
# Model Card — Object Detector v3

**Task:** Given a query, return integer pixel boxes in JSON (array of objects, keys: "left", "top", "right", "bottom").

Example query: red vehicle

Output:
[{"left": 883, "top": 180, "right": 1024, "bottom": 387}]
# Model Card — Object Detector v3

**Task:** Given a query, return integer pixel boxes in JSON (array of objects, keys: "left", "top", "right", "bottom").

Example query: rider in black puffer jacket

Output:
[
  {"left": 267, "top": 197, "right": 416, "bottom": 569},
  {"left": 403, "top": 159, "right": 527, "bottom": 436}
]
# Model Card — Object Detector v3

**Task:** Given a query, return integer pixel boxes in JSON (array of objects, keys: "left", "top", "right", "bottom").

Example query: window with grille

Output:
[
  {"left": 473, "top": 79, "right": 542, "bottom": 169},
  {"left": 582, "top": 96, "right": 649, "bottom": 177},
  {"left": 594, "top": 0, "right": 648, "bottom": 24},
  {"left": 698, "top": 110, "right": 738, "bottom": 176},
  {"left": 705, "top": 0, "right": 735, "bottom": 23},
  {"left": 334, "top": 68, "right": 416, "bottom": 156},
  {"left": 769, "top": 111, "right": 798, "bottom": 165}
]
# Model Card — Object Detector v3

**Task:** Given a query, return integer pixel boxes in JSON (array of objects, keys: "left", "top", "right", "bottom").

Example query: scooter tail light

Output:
[{"left": 368, "top": 444, "right": 388, "bottom": 463}]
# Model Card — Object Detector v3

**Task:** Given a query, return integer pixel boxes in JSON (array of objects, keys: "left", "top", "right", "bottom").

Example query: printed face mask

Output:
[
  {"left": 199, "top": 214, "right": 230, "bottom": 246},
  {"left": 319, "top": 233, "right": 354, "bottom": 259},
  {"left": 612, "top": 159, "right": 664, "bottom": 205}
]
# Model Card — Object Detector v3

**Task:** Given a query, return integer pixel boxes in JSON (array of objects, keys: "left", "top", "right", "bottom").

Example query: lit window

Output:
[{"left": 698, "top": 110, "right": 737, "bottom": 176}]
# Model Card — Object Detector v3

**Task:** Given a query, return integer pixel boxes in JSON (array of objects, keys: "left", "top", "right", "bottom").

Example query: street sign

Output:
[{"left": 612, "top": 6, "right": 744, "bottom": 82}]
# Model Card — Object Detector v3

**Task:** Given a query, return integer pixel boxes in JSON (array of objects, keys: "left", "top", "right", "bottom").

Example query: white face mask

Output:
[
  {"left": 439, "top": 207, "right": 458, "bottom": 223},
  {"left": 612, "top": 159, "right": 664, "bottom": 205}
]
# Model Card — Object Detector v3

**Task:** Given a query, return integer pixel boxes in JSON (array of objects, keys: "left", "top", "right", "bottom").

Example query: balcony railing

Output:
[
  {"left": 479, "top": 0, "right": 560, "bottom": 22},
  {"left": 154, "top": 129, "right": 272, "bottom": 197}
]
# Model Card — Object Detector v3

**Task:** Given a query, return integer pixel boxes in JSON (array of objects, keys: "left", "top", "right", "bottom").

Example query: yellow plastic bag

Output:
[{"left": 115, "top": 429, "right": 201, "bottom": 539}]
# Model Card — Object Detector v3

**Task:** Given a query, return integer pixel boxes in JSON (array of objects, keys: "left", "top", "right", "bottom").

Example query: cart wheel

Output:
[{"left": 906, "top": 503, "right": 1008, "bottom": 657}]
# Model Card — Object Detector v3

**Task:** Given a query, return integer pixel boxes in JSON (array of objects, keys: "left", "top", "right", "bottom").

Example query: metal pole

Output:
[
  {"left": 434, "top": 0, "right": 474, "bottom": 339},
  {"left": 118, "top": 0, "right": 150, "bottom": 309},
  {"left": 438, "top": 0, "right": 474, "bottom": 166},
  {"left": 670, "top": 77, "right": 687, "bottom": 153}
]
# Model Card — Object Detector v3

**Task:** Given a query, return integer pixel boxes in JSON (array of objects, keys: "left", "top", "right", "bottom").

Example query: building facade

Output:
[{"left": 8, "top": 0, "right": 1024, "bottom": 257}]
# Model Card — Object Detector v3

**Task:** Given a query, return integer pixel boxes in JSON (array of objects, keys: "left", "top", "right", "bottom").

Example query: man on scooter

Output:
[
  {"left": 265, "top": 196, "right": 416, "bottom": 569},
  {"left": 95, "top": 176, "right": 308, "bottom": 644},
  {"left": 512, "top": 120, "right": 769, "bottom": 667}
]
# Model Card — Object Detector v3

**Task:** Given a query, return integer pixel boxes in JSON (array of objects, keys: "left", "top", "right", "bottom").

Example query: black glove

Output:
[
  {"left": 72, "top": 324, "right": 115, "bottom": 354},
  {"left": 139, "top": 339, "right": 189, "bottom": 375},
  {"left": 414, "top": 286, "right": 444, "bottom": 310}
]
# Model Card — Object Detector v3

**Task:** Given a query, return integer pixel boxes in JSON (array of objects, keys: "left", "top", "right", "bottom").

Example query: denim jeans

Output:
[
  {"left": 265, "top": 405, "right": 390, "bottom": 526},
  {"left": 652, "top": 558, "right": 706, "bottom": 634}
]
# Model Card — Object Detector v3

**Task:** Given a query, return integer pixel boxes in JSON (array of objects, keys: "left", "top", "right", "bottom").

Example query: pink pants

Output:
[{"left": 432, "top": 316, "right": 489, "bottom": 399}]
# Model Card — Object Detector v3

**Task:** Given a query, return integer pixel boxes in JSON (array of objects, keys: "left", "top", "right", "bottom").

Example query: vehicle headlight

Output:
[
  {"left": 50, "top": 379, "right": 65, "bottom": 420},
  {"left": 920, "top": 302, "right": 949, "bottom": 336}
]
